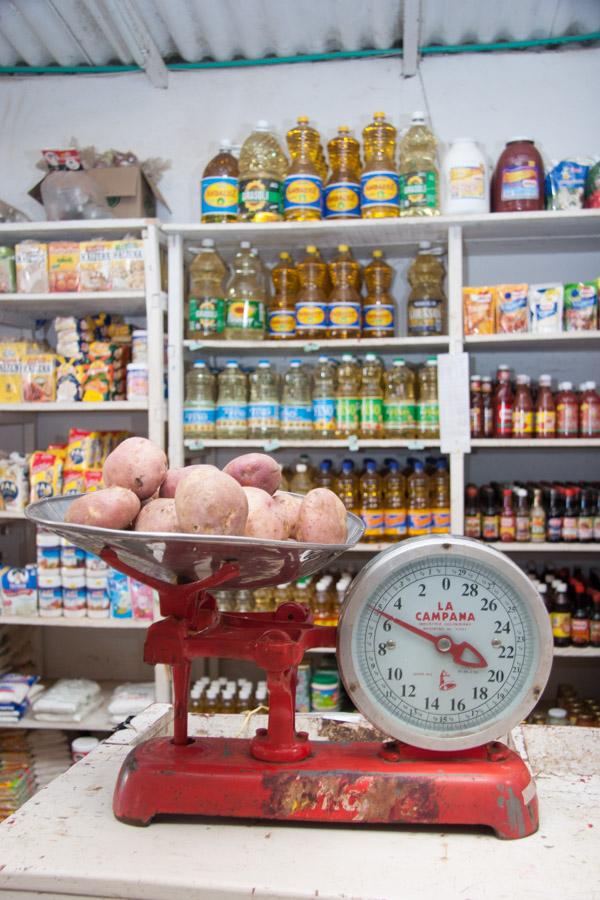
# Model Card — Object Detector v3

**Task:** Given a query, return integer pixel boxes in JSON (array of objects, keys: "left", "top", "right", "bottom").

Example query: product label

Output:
[
  {"left": 408, "top": 299, "right": 443, "bottom": 335},
  {"left": 512, "top": 409, "right": 534, "bottom": 436},
  {"left": 188, "top": 297, "right": 226, "bottom": 335},
  {"left": 38, "top": 587, "right": 62, "bottom": 612},
  {"left": 385, "top": 509, "right": 407, "bottom": 538},
  {"left": 431, "top": 508, "right": 451, "bottom": 533},
  {"left": 183, "top": 406, "right": 216, "bottom": 433},
  {"left": 295, "top": 301, "right": 328, "bottom": 330},
  {"left": 594, "top": 516, "right": 600, "bottom": 541},
  {"left": 216, "top": 404, "right": 247, "bottom": 428},
  {"left": 500, "top": 163, "right": 540, "bottom": 201},
  {"left": 239, "top": 177, "right": 282, "bottom": 219},
  {"left": 323, "top": 181, "right": 361, "bottom": 218},
  {"left": 360, "top": 170, "right": 400, "bottom": 211},
  {"left": 201, "top": 176, "right": 239, "bottom": 219},
  {"left": 336, "top": 397, "right": 360, "bottom": 433},
  {"left": 63, "top": 587, "right": 86, "bottom": 612},
  {"left": 361, "top": 508, "right": 385, "bottom": 537},
  {"left": 248, "top": 403, "right": 280, "bottom": 431},
  {"left": 363, "top": 304, "right": 395, "bottom": 331},
  {"left": 530, "top": 514, "right": 546, "bottom": 541},
  {"left": 464, "top": 514, "right": 481, "bottom": 539},
  {"left": 268, "top": 308, "right": 296, "bottom": 336},
  {"left": 280, "top": 404, "right": 313, "bottom": 431},
  {"left": 535, "top": 409, "right": 556, "bottom": 437},
  {"left": 500, "top": 516, "right": 516, "bottom": 541},
  {"left": 564, "top": 283, "right": 597, "bottom": 332},
  {"left": 591, "top": 620, "right": 600, "bottom": 643},
  {"left": 407, "top": 509, "right": 432, "bottom": 535},
  {"left": 482, "top": 515, "right": 499, "bottom": 540},
  {"left": 580, "top": 401, "right": 600, "bottom": 437},
  {"left": 360, "top": 397, "right": 384, "bottom": 433},
  {"left": 449, "top": 165, "right": 484, "bottom": 200},
  {"left": 226, "top": 299, "right": 265, "bottom": 331},
  {"left": 561, "top": 516, "right": 578, "bottom": 541},
  {"left": 495, "top": 402, "right": 513, "bottom": 437},
  {"left": 311, "top": 682, "right": 340, "bottom": 711},
  {"left": 283, "top": 174, "right": 322, "bottom": 212},
  {"left": 550, "top": 611, "right": 571, "bottom": 639},
  {"left": 328, "top": 302, "right": 361, "bottom": 330},
  {"left": 547, "top": 516, "right": 562, "bottom": 541},
  {"left": 578, "top": 515, "right": 593, "bottom": 541},
  {"left": 571, "top": 618, "right": 590, "bottom": 644},
  {"left": 383, "top": 401, "right": 417, "bottom": 434},
  {"left": 515, "top": 515, "right": 530, "bottom": 542},
  {"left": 418, "top": 401, "right": 440, "bottom": 430},
  {"left": 556, "top": 401, "right": 579, "bottom": 436},
  {"left": 399, "top": 169, "right": 438, "bottom": 211},
  {"left": 312, "top": 397, "right": 336, "bottom": 433}
]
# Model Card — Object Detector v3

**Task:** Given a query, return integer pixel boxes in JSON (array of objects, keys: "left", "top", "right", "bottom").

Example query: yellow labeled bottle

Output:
[
  {"left": 295, "top": 245, "right": 329, "bottom": 339},
  {"left": 430, "top": 458, "right": 450, "bottom": 534},
  {"left": 238, "top": 121, "right": 288, "bottom": 222},
  {"left": 335, "top": 459, "right": 359, "bottom": 515},
  {"left": 327, "top": 244, "right": 362, "bottom": 338},
  {"left": 360, "top": 353, "right": 384, "bottom": 438},
  {"left": 417, "top": 357, "right": 440, "bottom": 439},
  {"left": 359, "top": 459, "right": 385, "bottom": 543},
  {"left": 360, "top": 112, "right": 399, "bottom": 218},
  {"left": 383, "top": 357, "right": 417, "bottom": 439},
  {"left": 284, "top": 117, "right": 323, "bottom": 221},
  {"left": 268, "top": 251, "right": 298, "bottom": 340},
  {"left": 335, "top": 354, "right": 361, "bottom": 437},
  {"left": 406, "top": 242, "right": 446, "bottom": 337},
  {"left": 324, "top": 126, "right": 362, "bottom": 219},
  {"left": 363, "top": 249, "right": 396, "bottom": 338},
  {"left": 186, "top": 239, "right": 227, "bottom": 340},
  {"left": 407, "top": 460, "right": 432, "bottom": 536},
  {"left": 398, "top": 112, "right": 440, "bottom": 217},
  {"left": 200, "top": 139, "right": 239, "bottom": 223},
  {"left": 384, "top": 460, "right": 407, "bottom": 542},
  {"left": 224, "top": 242, "right": 266, "bottom": 340}
]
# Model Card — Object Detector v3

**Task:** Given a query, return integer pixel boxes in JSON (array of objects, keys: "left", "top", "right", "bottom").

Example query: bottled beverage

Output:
[
  {"left": 590, "top": 594, "right": 600, "bottom": 647},
  {"left": 314, "top": 459, "right": 334, "bottom": 490},
  {"left": 579, "top": 381, "right": 600, "bottom": 437},
  {"left": 562, "top": 488, "right": 579, "bottom": 542},
  {"left": 216, "top": 360, "right": 248, "bottom": 438},
  {"left": 284, "top": 117, "right": 323, "bottom": 221},
  {"left": 547, "top": 487, "right": 563, "bottom": 542},
  {"left": 200, "top": 139, "right": 239, "bottom": 223},
  {"left": 406, "top": 243, "right": 446, "bottom": 337},
  {"left": 594, "top": 490, "right": 600, "bottom": 542},
  {"left": 383, "top": 358, "right": 417, "bottom": 439},
  {"left": 324, "top": 126, "right": 362, "bottom": 219},
  {"left": 570, "top": 584, "right": 589, "bottom": 647},
  {"left": 360, "top": 112, "right": 399, "bottom": 218},
  {"left": 186, "top": 239, "right": 227, "bottom": 340},
  {"left": 430, "top": 458, "right": 450, "bottom": 534},
  {"left": 359, "top": 459, "right": 385, "bottom": 543},
  {"left": 281, "top": 360, "right": 313, "bottom": 438},
  {"left": 441, "top": 138, "right": 489, "bottom": 215},
  {"left": 578, "top": 488, "right": 594, "bottom": 542},
  {"left": 470, "top": 375, "right": 483, "bottom": 438},
  {"left": 327, "top": 245, "right": 362, "bottom": 338},
  {"left": 492, "top": 139, "right": 544, "bottom": 213},
  {"left": 335, "top": 354, "right": 361, "bottom": 438},
  {"left": 481, "top": 376, "right": 494, "bottom": 437},
  {"left": 500, "top": 488, "right": 516, "bottom": 542},
  {"left": 238, "top": 121, "right": 287, "bottom": 222},
  {"left": 248, "top": 360, "right": 279, "bottom": 438},
  {"left": 407, "top": 460, "right": 432, "bottom": 536},
  {"left": 383, "top": 460, "right": 406, "bottom": 542},
  {"left": 289, "top": 462, "right": 314, "bottom": 495},
  {"left": 556, "top": 381, "right": 579, "bottom": 437},
  {"left": 183, "top": 360, "right": 216, "bottom": 439},
  {"left": 251, "top": 247, "right": 270, "bottom": 298},
  {"left": 515, "top": 488, "right": 531, "bottom": 542},
  {"left": 550, "top": 583, "right": 571, "bottom": 647},
  {"left": 512, "top": 374, "right": 534, "bottom": 438},
  {"left": 295, "top": 245, "right": 329, "bottom": 339},
  {"left": 268, "top": 251, "right": 298, "bottom": 339},
  {"left": 535, "top": 374, "right": 556, "bottom": 438},
  {"left": 362, "top": 249, "right": 395, "bottom": 337},
  {"left": 417, "top": 357, "right": 440, "bottom": 439},
  {"left": 312, "top": 356, "right": 337, "bottom": 437},
  {"left": 530, "top": 488, "right": 546, "bottom": 542},
  {"left": 493, "top": 364, "right": 513, "bottom": 437},
  {"left": 481, "top": 486, "right": 499, "bottom": 542},
  {"left": 313, "top": 577, "right": 336, "bottom": 626},
  {"left": 359, "top": 353, "right": 384, "bottom": 438},
  {"left": 464, "top": 484, "right": 481, "bottom": 538},
  {"left": 398, "top": 111, "right": 439, "bottom": 217},
  {"left": 335, "top": 459, "right": 359, "bottom": 514},
  {"left": 224, "top": 242, "right": 266, "bottom": 340}
]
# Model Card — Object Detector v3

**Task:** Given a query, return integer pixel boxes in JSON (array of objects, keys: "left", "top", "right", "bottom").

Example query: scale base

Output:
[{"left": 113, "top": 736, "right": 538, "bottom": 839}]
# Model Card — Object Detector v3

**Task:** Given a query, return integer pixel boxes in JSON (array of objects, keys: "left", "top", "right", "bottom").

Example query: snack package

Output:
[
  {"left": 0, "top": 342, "right": 24, "bottom": 403},
  {"left": 463, "top": 287, "right": 495, "bottom": 335},
  {"left": 48, "top": 242, "right": 79, "bottom": 292},
  {"left": 0, "top": 247, "right": 16, "bottom": 293},
  {"left": 65, "top": 429, "right": 100, "bottom": 471},
  {"left": 21, "top": 353, "right": 56, "bottom": 403},
  {"left": 15, "top": 241, "right": 49, "bottom": 293},
  {"left": 81, "top": 360, "right": 113, "bottom": 402},
  {"left": 79, "top": 241, "right": 112, "bottom": 292},
  {"left": 545, "top": 160, "right": 589, "bottom": 210},
  {"left": 584, "top": 160, "right": 600, "bottom": 209},
  {"left": 0, "top": 454, "right": 28, "bottom": 510},
  {"left": 528, "top": 283, "right": 564, "bottom": 333},
  {"left": 111, "top": 239, "right": 145, "bottom": 290},
  {"left": 108, "top": 570, "right": 132, "bottom": 618},
  {"left": 29, "top": 451, "right": 63, "bottom": 502},
  {"left": 84, "top": 470, "right": 103, "bottom": 491},
  {"left": 129, "top": 579, "right": 155, "bottom": 621},
  {"left": 495, "top": 284, "right": 528, "bottom": 333},
  {"left": 55, "top": 357, "right": 84, "bottom": 402},
  {"left": 563, "top": 282, "right": 598, "bottom": 331},
  {"left": 62, "top": 470, "right": 86, "bottom": 494}
]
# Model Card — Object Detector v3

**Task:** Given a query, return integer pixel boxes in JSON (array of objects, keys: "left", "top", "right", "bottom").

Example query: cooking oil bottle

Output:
[
  {"left": 281, "top": 359, "right": 313, "bottom": 438},
  {"left": 248, "top": 360, "right": 279, "bottom": 439},
  {"left": 290, "top": 461, "right": 314, "bottom": 494},
  {"left": 360, "top": 353, "right": 384, "bottom": 438},
  {"left": 336, "top": 459, "right": 359, "bottom": 515},
  {"left": 295, "top": 245, "right": 329, "bottom": 339},
  {"left": 417, "top": 357, "right": 440, "bottom": 439},
  {"left": 335, "top": 354, "right": 361, "bottom": 437},
  {"left": 327, "top": 244, "right": 362, "bottom": 338},
  {"left": 238, "top": 121, "right": 288, "bottom": 222},
  {"left": 268, "top": 251, "right": 298, "bottom": 340},
  {"left": 284, "top": 117, "right": 323, "bottom": 221},
  {"left": 312, "top": 355, "right": 337, "bottom": 437},
  {"left": 398, "top": 112, "right": 440, "bottom": 217},
  {"left": 224, "top": 242, "right": 266, "bottom": 340},
  {"left": 359, "top": 459, "right": 385, "bottom": 543},
  {"left": 407, "top": 460, "right": 432, "bottom": 536},
  {"left": 383, "top": 357, "right": 417, "bottom": 439},
  {"left": 216, "top": 360, "right": 248, "bottom": 438},
  {"left": 406, "top": 243, "right": 446, "bottom": 337},
  {"left": 183, "top": 360, "right": 216, "bottom": 440},
  {"left": 363, "top": 249, "right": 395, "bottom": 338},
  {"left": 186, "top": 239, "right": 227, "bottom": 340},
  {"left": 200, "top": 139, "right": 239, "bottom": 223},
  {"left": 324, "top": 126, "right": 362, "bottom": 219},
  {"left": 314, "top": 458, "right": 334, "bottom": 489},
  {"left": 431, "top": 457, "right": 450, "bottom": 534},
  {"left": 360, "top": 112, "right": 399, "bottom": 218},
  {"left": 384, "top": 459, "right": 407, "bottom": 542}
]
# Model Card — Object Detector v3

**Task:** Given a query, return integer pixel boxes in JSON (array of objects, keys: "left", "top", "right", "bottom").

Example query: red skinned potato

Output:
[
  {"left": 243, "top": 487, "right": 287, "bottom": 541},
  {"left": 65, "top": 487, "right": 140, "bottom": 530},
  {"left": 273, "top": 491, "right": 302, "bottom": 539},
  {"left": 103, "top": 437, "right": 168, "bottom": 501},
  {"left": 175, "top": 465, "right": 248, "bottom": 535},
  {"left": 295, "top": 488, "right": 348, "bottom": 545},
  {"left": 134, "top": 498, "right": 180, "bottom": 533},
  {"left": 223, "top": 453, "right": 282, "bottom": 496},
  {"left": 159, "top": 465, "right": 206, "bottom": 499}
]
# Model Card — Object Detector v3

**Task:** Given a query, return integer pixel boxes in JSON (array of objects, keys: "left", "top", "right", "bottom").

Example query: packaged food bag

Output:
[
  {"left": 563, "top": 282, "right": 598, "bottom": 331},
  {"left": 495, "top": 284, "right": 528, "bottom": 333},
  {"left": 21, "top": 353, "right": 56, "bottom": 403},
  {"left": 48, "top": 242, "right": 80, "bottom": 292},
  {"left": 463, "top": 286, "right": 495, "bottom": 335},
  {"left": 15, "top": 241, "right": 49, "bottom": 293},
  {"left": 528, "top": 283, "right": 563, "bottom": 333},
  {"left": 545, "top": 160, "right": 589, "bottom": 210}
]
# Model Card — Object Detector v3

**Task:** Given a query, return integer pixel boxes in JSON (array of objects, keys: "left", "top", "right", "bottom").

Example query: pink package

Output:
[{"left": 129, "top": 578, "right": 155, "bottom": 621}]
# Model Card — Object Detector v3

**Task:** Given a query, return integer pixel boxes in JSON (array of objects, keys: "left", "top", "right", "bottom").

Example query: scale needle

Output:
[{"left": 368, "top": 605, "right": 487, "bottom": 668}]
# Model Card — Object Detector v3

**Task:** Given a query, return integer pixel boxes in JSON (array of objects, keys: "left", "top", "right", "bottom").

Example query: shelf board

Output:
[
  {"left": 0, "top": 289, "right": 147, "bottom": 319},
  {"left": 184, "top": 336, "right": 449, "bottom": 353},
  {"left": 470, "top": 438, "right": 600, "bottom": 448},
  {"left": 489, "top": 542, "right": 600, "bottom": 552},
  {"left": 0, "top": 218, "right": 157, "bottom": 240},
  {"left": 185, "top": 438, "right": 440, "bottom": 451},
  {"left": 465, "top": 330, "right": 600, "bottom": 349},
  {"left": 0, "top": 615, "right": 149, "bottom": 628},
  {"left": 0, "top": 508, "right": 26, "bottom": 520},
  {"left": 0, "top": 401, "right": 148, "bottom": 412}
]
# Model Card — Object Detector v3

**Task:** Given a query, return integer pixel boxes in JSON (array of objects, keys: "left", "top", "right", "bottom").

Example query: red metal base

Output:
[{"left": 113, "top": 736, "right": 538, "bottom": 839}]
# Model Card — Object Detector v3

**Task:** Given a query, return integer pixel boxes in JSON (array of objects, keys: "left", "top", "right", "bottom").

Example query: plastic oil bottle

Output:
[
  {"left": 295, "top": 245, "right": 329, "bottom": 338},
  {"left": 314, "top": 458, "right": 335, "bottom": 490},
  {"left": 225, "top": 242, "right": 266, "bottom": 340},
  {"left": 335, "top": 354, "right": 361, "bottom": 438},
  {"left": 216, "top": 360, "right": 248, "bottom": 438},
  {"left": 406, "top": 243, "right": 446, "bottom": 337},
  {"left": 383, "top": 357, "right": 417, "bottom": 439},
  {"left": 268, "top": 251, "right": 298, "bottom": 340},
  {"left": 363, "top": 249, "right": 395, "bottom": 338},
  {"left": 407, "top": 460, "right": 432, "bottom": 536},
  {"left": 248, "top": 360, "right": 279, "bottom": 439},
  {"left": 430, "top": 458, "right": 450, "bottom": 533},
  {"left": 186, "top": 239, "right": 228, "bottom": 340},
  {"left": 290, "top": 460, "right": 315, "bottom": 494},
  {"left": 183, "top": 360, "right": 216, "bottom": 440},
  {"left": 327, "top": 244, "right": 362, "bottom": 338},
  {"left": 398, "top": 112, "right": 440, "bottom": 217},
  {"left": 360, "top": 112, "right": 399, "bottom": 218},
  {"left": 359, "top": 459, "right": 385, "bottom": 543},
  {"left": 238, "top": 121, "right": 288, "bottom": 222},
  {"left": 281, "top": 359, "right": 313, "bottom": 438},
  {"left": 284, "top": 117, "right": 323, "bottom": 221},
  {"left": 312, "top": 355, "right": 337, "bottom": 438},
  {"left": 324, "top": 126, "right": 362, "bottom": 219},
  {"left": 360, "top": 353, "right": 384, "bottom": 438},
  {"left": 200, "top": 139, "right": 239, "bottom": 223},
  {"left": 336, "top": 458, "right": 359, "bottom": 515},
  {"left": 384, "top": 459, "right": 407, "bottom": 542},
  {"left": 417, "top": 357, "right": 440, "bottom": 439}
]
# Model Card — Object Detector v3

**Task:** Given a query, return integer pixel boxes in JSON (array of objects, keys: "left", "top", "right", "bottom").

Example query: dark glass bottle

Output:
[
  {"left": 464, "top": 483, "right": 481, "bottom": 538},
  {"left": 590, "top": 592, "right": 600, "bottom": 648},
  {"left": 547, "top": 487, "right": 563, "bottom": 543},
  {"left": 481, "top": 486, "right": 499, "bottom": 542},
  {"left": 550, "top": 583, "right": 571, "bottom": 647},
  {"left": 561, "top": 488, "right": 579, "bottom": 543},
  {"left": 570, "top": 584, "right": 590, "bottom": 647}
]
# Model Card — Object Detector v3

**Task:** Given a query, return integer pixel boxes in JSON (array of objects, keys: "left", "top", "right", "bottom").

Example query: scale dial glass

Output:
[{"left": 337, "top": 536, "right": 553, "bottom": 751}]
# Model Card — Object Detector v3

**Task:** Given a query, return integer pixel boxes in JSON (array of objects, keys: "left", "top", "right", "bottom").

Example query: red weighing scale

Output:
[{"left": 27, "top": 497, "right": 552, "bottom": 839}]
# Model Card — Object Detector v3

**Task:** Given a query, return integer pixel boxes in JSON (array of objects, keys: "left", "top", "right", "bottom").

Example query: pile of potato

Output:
[{"left": 64, "top": 438, "right": 348, "bottom": 546}]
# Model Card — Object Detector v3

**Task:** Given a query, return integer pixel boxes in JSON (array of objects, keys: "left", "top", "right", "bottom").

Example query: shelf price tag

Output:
[
  {"left": 347, "top": 436, "right": 360, "bottom": 452},
  {"left": 185, "top": 439, "right": 205, "bottom": 451},
  {"left": 407, "top": 440, "right": 426, "bottom": 450},
  {"left": 303, "top": 342, "right": 321, "bottom": 353},
  {"left": 263, "top": 439, "right": 281, "bottom": 452},
  {"left": 187, "top": 341, "right": 204, "bottom": 351}
]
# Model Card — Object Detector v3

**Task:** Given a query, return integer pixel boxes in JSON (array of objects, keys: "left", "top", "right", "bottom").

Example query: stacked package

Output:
[
  {"left": 0, "top": 730, "right": 36, "bottom": 822},
  {"left": 0, "top": 674, "right": 41, "bottom": 723},
  {"left": 107, "top": 682, "right": 155, "bottom": 724},
  {"left": 31, "top": 678, "right": 101, "bottom": 724}
]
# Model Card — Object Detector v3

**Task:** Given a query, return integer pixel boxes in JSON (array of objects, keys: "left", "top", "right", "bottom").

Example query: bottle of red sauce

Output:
[
  {"left": 535, "top": 374, "right": 556, "bottom": 438},
  {"left": 481, "top": 376, "right": 494, "bottom": 437},
  {"left": 580, "top": 381, "right": 600, "bottom": 437},
  {"left": 470, "top": 375, "right": 483, "bottom": 438},
  {"left": 556, "top": 381, "right": 579, "bottom": 437},
  {"left": 493, "top": 364, "right": 514, "bottom": 437},
  {"left": 512, "top": 374, "right": 534, "bottom": 438},
  {"left": 492, "top": 139, "right": 544, "bottom": 213}
]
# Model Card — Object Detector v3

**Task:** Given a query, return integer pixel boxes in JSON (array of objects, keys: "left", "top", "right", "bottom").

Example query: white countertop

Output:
[{"left": 0, "top": 705, "right": 599, "bottom": 900}]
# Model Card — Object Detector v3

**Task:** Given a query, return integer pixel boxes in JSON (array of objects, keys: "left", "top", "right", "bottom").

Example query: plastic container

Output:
[
  {"left": 86, "top": 587, "right": 110, "bottom": 618},
  {"left": 184, "top": 360, "right": 216, "bottom": 439},
  {"left": 186, "top": 239, "right": 227, "bottom": 340},
  {"left": 556, "top": 382, "right": 579, "bottom": 437},
  {"left": 512, "top": 374, "right": 534, "bottom": 438},
  {"left": 248, "top": 360, "right": 279, "bottom": 438},
  {"left": 86, "top": 572, "right": 108, "bottom": 590},
  {"left": 580, "top": 381, "right": 600, "bottom": 437},
  {"left": 407, "top": 243, "right": 446, "bottom": 337},
  {"left": 417, "top": 357, "right": 440, "bottom": 439},
  {"left": 324, "top": 126, "right": 361, "bottom": 219},
  {"left": 384, "top": 358, "right": 417, "bottom": 439},
  {"left": 295, "top": 245, "right": 329, "bottom": 338},
  {"left": 126, "top": 363, "right": 148, "bottom": 401},
  {"left": 363, "top": 249, "right": 395, "bottom": 337},
  {"left": 268, "top": 252, "right": 298, "bottom": 339},
  {"left": 284, "top": 117, "right": 323, "bottom": 221},
  {"left": 492, "top": 139, "right": 544, "bottom": 212},
  {"left": 61, "top": 569, "right": 86, "bottom": 618},
  {"left": 311, "top": 669, "right": 341, "bottom": 711},
  {"left": 546, "top": 708, "right": 568, "bottom": 726},
  {"left": 224, "top": 242, "right": 266, "bottom": 340},
  {"left": 398, "top": 112, "right": 439, "bottom": 217},
  {"left": 238, "top": 122, "right": 287, "bottom": 222},
  {"left": 535, "top": 374, "right": 556, "bottom": 438},
  {"left": 131, "top": 329, "right": 148, "bottom": 363},
  {"left": 442, "top": 138, "right": 489, "bottom": 214},
  {"left": 431, "top": 458, "right": 450, "bottom": 534},
  {"left": 335, "top": 459, "right": 359, "bottom": 514},
  {"left": 335, "top": 354, "right": 361, "bottom": 438},
  {"left": 327, "top": 245, "right": 362, "bottom": 338},
  {"left": 360, "top": 112, "right": 399, "bottom": 218},
  {"left": 216, "top": 360, "right": 248, "bottom": 438},
  {"left": 360, "top": 353, "right": 384, "bottom": 438},
  {"left": 407, "top": 460, "right": 432, "bottom": 536},
  {"left": 312, "top": 356, "right": 337, "bottom": 437},
  {"left": 493, "top": 364, "right": 514, "bottom": 438},
  {"left": 359, "top": 459, "right": 385, "bottom": 543},
  {"left": 38, "top": 571, "right": 62, "bottom": 618},
  {"left": 71, "top": 735, "right": 100, "bottom": 763},
  {"left": 383, "top": 460, "right": 407, "bottom": 542},
  {"left": 280, "top": 360, "right": 312, "bottom": 438},
  {"left": 201, "top": 139, "right": 239, "bottom": 223},
  {"left": 60, "top": 539, "right": 86, "bottom": 569}
]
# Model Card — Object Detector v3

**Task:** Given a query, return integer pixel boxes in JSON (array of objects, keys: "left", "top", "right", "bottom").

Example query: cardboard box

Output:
[{"left": 30, "top": 165, "right": 170, "bottom": 218}]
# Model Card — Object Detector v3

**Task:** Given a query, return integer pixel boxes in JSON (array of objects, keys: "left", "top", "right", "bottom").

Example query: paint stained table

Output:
[{"left": 0, "top": 705, "right": 598, "bottom": 900}]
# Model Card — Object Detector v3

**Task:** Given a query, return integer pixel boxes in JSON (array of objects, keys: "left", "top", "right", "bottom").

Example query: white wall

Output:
[{"left": 0, "top": 45, "right": 598, "bottom": 221}]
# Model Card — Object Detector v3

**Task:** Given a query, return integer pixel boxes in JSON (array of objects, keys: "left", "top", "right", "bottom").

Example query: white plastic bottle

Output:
[{"left": 442, "top": 139, "right": 489, "bottom": 214}]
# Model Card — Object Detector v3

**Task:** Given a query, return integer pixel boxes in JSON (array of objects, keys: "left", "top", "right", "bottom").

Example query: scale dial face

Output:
[{"left": 337, "top": 536, "right": 553, "bottom": 751}]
